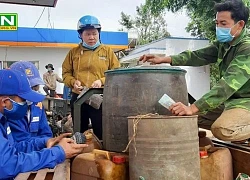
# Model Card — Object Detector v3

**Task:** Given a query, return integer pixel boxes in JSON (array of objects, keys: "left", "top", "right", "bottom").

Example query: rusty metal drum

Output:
[
  {"left": 103, "top": 66, "right": 189, "bottom": 152},
  {"left": 128, "top": 115, "right": 200, "bottom": 180}
]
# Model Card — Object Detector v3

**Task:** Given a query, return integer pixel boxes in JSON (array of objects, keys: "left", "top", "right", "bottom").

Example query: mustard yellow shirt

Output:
[{"left": 62, "top": 44, "right": 120, "bottom": 94}]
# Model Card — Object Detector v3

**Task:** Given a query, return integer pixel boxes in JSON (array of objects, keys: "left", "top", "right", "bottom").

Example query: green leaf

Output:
[{"left": 118, "top": 3, "right": 170, "bottom": 45}]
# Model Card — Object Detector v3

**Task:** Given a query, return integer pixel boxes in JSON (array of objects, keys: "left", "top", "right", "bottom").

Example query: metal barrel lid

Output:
[{"left": 105, "top": 65, "right": 187, "bottom": 75}]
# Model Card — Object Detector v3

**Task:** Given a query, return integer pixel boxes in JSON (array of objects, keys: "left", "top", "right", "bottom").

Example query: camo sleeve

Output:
[
  {"left": 194, "top": 45, "right": 250, "bottom": 113},
  {"left": 171, "top": 42, "right": 219, "bottom": 66}
]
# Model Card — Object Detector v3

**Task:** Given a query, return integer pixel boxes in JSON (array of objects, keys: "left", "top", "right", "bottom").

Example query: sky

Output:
[{"left": 0, "top": 0, "right": 191, "bottom": 37}]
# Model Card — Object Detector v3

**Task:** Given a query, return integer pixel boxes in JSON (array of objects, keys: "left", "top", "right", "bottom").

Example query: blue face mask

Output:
[
  {"left": 4, "top": 99, "right": 28, "bottom": 120},
  {"left": 82, "top": 41, "right": 101, "bottom": 50},
  {"left": 216, "top": 23, "right": 238, "bottom": 43}
]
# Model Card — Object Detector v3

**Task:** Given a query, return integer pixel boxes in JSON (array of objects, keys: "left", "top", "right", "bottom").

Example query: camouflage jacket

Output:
[{"left": 171, "top": 28, "right": 250, "bottom": 113}]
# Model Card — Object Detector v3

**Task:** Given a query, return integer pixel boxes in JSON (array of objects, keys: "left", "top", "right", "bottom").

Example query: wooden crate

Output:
[
  {"left": 15, "top": 160, "right": 70, "bottom": 180},
  {"left": 212, "top": 138, "right": 250, "bottom": 178}
]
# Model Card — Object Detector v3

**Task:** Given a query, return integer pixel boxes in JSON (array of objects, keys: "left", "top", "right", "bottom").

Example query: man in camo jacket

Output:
[{"left": 140, "top": 0, "right": 250, "bottom": 142}]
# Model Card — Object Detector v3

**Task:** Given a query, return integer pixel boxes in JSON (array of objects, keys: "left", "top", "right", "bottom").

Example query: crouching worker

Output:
[
  {"left": 0, "top": 69, "right": 88, "bottom": 180},
  {"left": 9, "top": 61, "right": 53, "bottom": 142},
  {"left": 140, "top": 0, "right": 250, "bottom": 143}
]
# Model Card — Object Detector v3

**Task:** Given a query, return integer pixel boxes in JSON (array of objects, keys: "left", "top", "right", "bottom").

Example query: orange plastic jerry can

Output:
[{"left": 71, "top": 149, "right": 128, "bottom": 180}]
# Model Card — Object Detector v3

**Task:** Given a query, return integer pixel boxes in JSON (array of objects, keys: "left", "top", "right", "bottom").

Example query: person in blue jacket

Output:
[
  {"left": 0, "top": 69, "right": 87, "bottom": 179},
  {"left": 9, "top": 61, "right": 53, "bottom": 142}
]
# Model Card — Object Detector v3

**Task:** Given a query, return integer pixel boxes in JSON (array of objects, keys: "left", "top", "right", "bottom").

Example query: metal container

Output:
[
  {"left": 103, "top": 66, "right": 188, "bottom": 152},
  {"left": 128, "top": 115, "right": 200, "bottom": 180}
]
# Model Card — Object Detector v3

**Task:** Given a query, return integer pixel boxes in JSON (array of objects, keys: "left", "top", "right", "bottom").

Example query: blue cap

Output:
[
  {"left": 10, "top": 61, "right": 44, "bottom": 87},
  {"left": 0, "top": 69, "right": 45, "bottom": 102}
]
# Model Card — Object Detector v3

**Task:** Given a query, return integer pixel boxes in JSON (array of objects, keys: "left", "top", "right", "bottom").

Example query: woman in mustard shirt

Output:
[{"left": 62, "top": 15, "right": 120, "bottom": 140}]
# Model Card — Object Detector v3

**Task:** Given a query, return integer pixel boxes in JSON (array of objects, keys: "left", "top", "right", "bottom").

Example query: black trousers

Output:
[
  {"left": 43, "top": 85, "right": 55, "bottom": 97},
  {"left": 198, "top": 105, "right": 224, "bottom": 130},
  {"left": 70, "top": 92, "right": 102, "bottom": 140}
]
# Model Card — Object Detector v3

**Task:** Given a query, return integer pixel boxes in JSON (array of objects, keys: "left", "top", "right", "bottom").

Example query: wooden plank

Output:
[
  {"left": 66, "top": 160, "right": 70, "bottom": 180},
  {"left": 15, "top": 172, "right": 31, "bottom": 180},
  {"left": 52, "top": 160, "right": 69, "bottom": 180},
  {"left": 34, "top": 168, "right": 49, "bottom": 180},
  {"left": 15, "top": 160, "right": 69, "bottom": 180},
  {"left": 229, "top": 147, "right": 250, "bottom": 179},
  {"left": 47, "top": 167, "right": 56, "bottom": 173}
]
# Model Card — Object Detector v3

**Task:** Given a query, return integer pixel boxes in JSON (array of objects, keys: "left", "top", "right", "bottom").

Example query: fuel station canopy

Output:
[{"left": 0, "top": 0, "right": 58, "bottom": 7}]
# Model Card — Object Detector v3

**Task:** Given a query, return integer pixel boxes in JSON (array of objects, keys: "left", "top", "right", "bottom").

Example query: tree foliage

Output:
[
  {"left": 119, "top": 3, "right": 170, "bottom": 45},
  {"left": 146, "top": 0, "right": 250, "bottom": 39},
  {"left": 146, "top": 0, "right": 250, "bottom": 87}
]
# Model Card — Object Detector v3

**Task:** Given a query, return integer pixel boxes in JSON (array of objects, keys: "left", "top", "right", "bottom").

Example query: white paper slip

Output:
[{"left": 158, "top": 94, "right": 176, "bottom": 109}]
